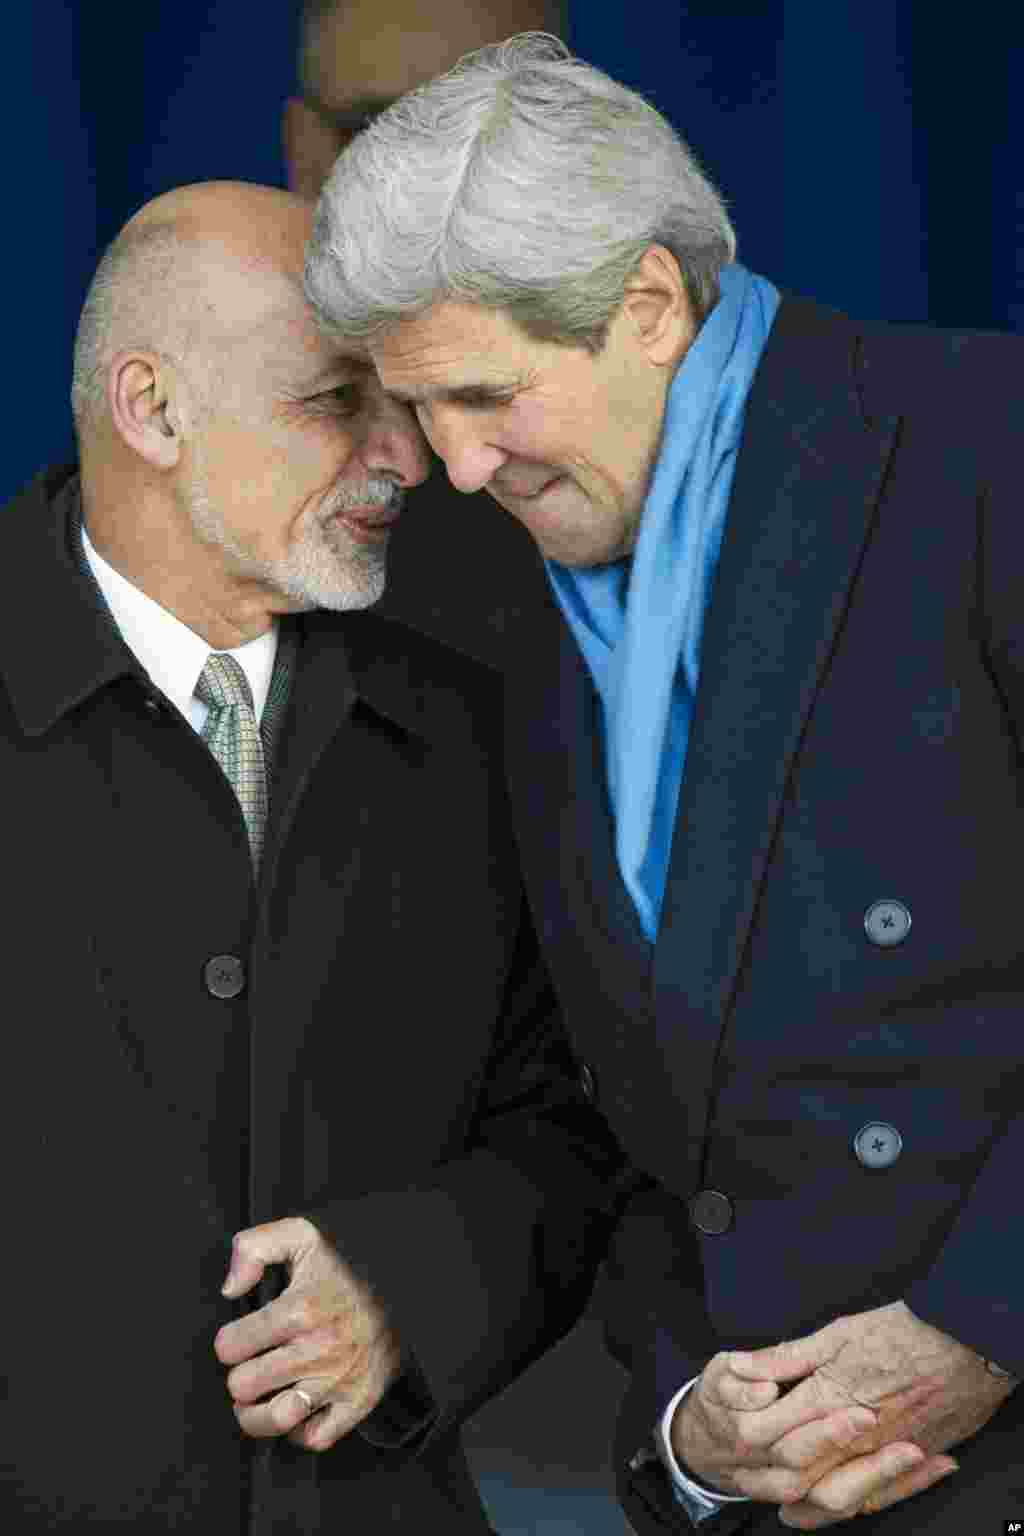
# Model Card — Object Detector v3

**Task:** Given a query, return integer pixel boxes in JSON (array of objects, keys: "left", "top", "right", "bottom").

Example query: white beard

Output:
[{"left": 187, "top": 452, "right": 400, "bottom": 611}]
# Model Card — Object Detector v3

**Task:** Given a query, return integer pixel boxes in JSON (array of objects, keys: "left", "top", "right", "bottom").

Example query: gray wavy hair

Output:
[{"left": 305, "top": 31, "right": 736, "bottom": 355}]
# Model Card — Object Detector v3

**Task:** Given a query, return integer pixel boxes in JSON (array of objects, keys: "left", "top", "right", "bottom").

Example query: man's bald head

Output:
[
  {"left": 71, "top": 179, "right": 431, "bottom": 648},
  {"left": 71, "top": 181, "right": 315, "bottom": 441}
]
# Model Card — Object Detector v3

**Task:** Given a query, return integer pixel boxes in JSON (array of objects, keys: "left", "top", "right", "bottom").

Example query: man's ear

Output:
[
  {"left": 107, "top": 351, "right": 185, "bottom": 469},
  {"left": 282, "top": 97, "right": 348, "bottom": 200},
  {"left": 621, "top": 244, "right": 696, "bottom": 368}
]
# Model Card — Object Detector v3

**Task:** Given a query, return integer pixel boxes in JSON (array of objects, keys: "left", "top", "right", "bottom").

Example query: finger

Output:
[
  {"left": 861, "top": 1455, "right": 958, "bottom": 1515},
  {"left": 723, "top": 1408, "right": 876, "bottom": 1506},
  {"left": 872, "top": 1378, "right": 944, "bottom": 1436},
  {"left": 769, "top": 1404, "right": 879, "bottom": 1471},
  {"left": 729, "top": 1321, "right": 844, "bottom": 1384},
  {"left": 226, "top": 1326, "right": 338, "bottom": 1406},
  {"left": 776, "top": 1461, "right": 956, "bottom": 1531},
  {"left": 708, "top": 1370, "right": 781, "bottom": 1412},
  {"left": 215, "top": 1286, "right": 318, "bottom": 1366},
  {"left": 723, "top": 1371, "right": 862, "bottom": 1450},
  {"left": 235, "top": 1380, "right": 332, "bottom": 1440},
  {"left": 222, "top": 1217, "right": 317, "bottom": 1299},
  {"left": 778, "top": 1441, "right": 927, "bottom": 1527},
  {"left": 287, "top": 1394, "right": 365, "bottom": 1452},
  {"left": 285, "top": 1336, "right": 405, "bottom": 1451}
]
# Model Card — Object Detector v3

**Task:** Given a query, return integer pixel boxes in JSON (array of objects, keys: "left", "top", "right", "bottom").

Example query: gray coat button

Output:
[
  {"left": 689, "top": 1189, "right": 734, "bottom": 1235},
  {"left": 864, "top": 899, "right": 911, "bottom": 946},
  {"left": 854, "top": 1122, "right": 903, "bottom": 1169},
  {"left": 204, "top": 954, "right": 246, "bottom": 1000}
]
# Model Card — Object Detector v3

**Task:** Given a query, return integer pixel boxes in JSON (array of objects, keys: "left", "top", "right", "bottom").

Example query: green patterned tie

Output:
[{"left": 195, "top": 653, "right": 268, "bottom": 874}]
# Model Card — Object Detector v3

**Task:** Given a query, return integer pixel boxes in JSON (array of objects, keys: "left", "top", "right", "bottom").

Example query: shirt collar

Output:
[{"left": 81, "top": 523, "right": 278, "bottom": 723}]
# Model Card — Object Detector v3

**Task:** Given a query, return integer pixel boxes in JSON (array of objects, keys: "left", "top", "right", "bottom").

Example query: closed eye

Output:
[
  {"left": 452, "top": 392, "right": 515, "bottom": 409},
  {"left": 309, "top": 383, "right": 362, "bottom": 415}
]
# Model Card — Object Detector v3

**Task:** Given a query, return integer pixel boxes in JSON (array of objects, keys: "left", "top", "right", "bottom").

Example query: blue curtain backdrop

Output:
[
  {"left": 4, "top": 1, "right": 1022, "bottom": 498},
  {"left": 569, "top": 1, "right": 1024, "bottom": 336},
  {"left": 6, "top": 0, "right": 298, "bottom": 504}
]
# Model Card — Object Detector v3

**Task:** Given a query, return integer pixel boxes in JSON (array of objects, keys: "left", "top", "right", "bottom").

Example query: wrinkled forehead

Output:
[
  {"left": 370, "top": 302, "right": 532, "bottom": 388},
  {"left": 196, "top": 250, "right": 374, "bottom": 396}
]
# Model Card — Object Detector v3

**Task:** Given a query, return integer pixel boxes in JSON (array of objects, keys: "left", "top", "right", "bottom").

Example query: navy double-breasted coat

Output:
[{"left": 497, "top": 296, "right": 1024, "bottom": 1532}]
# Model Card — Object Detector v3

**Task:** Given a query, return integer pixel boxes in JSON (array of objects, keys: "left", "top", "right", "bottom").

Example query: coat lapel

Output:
[
  {"left": 259, "top": 613, "right": 358, "bottom": 891},
  {"left": 505, "top": 553, "right": 696, "bottom": 1171},
  {"left": 652, "top": 298, "right": 902, "bottom": 1184},
  {"left": 505, "top": 563, "right": 639, "bottom": 955},
  {"left": 249, "top": 608, "right": 487, "bottom": 1224},
  {"left": 248, "top": 612, "right": 360, "bottom": 1224}
]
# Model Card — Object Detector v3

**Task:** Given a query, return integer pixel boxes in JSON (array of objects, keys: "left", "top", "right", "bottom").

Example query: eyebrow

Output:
[
  {"left": 384, "top": 379, "right": 522, "bottom": 406},
  {"left": 301, "top": 358, "right": 374, "bottom": 391}
]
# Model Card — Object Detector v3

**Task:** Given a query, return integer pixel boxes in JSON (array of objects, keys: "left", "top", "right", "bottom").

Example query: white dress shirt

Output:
[{"left": 82, "top": 525, "right": 278, "bottom": 731}]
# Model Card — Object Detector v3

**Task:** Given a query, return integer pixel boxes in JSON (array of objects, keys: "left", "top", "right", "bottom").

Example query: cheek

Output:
[
  {"left": 500, "top": 398, "right": 579, "bottom": 465},
  {"left": 203, "top": 425, "right": 346, "bottom": 533}
]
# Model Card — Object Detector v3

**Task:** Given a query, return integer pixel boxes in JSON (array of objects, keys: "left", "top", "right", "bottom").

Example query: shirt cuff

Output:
[{"left": 655, "top": 1375, "right": 753, "bottom": 1522}]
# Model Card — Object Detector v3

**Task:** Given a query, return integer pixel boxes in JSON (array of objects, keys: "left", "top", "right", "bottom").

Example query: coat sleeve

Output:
[
  {"left": 904, "top": 1117, "right": 1024, "bottom": 1373},
  {"left": 306, "top": 894, "right": 637, "bottom": 1454},
  {"left": 594, "top": 1185, "right": 738, "bottom": 1533}
]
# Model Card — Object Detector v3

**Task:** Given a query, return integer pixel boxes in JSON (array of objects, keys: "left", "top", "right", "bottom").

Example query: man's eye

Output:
[
  {"left": 313, "top": 384, "right": 360, "bottom": 413},
  {"left": 457, "top": 393, "right": 513, "bottom": 410}
]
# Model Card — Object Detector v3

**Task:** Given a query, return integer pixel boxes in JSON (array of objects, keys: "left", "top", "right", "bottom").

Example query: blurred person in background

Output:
[
  {"left": 0, "top": 177, "right": 628, "bottom": 1533},
  {"left": 283, "top": 0, "right": 565, "bottom": 200}
]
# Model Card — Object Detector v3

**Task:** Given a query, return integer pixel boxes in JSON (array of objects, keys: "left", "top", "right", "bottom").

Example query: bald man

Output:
[{"left": 0, "top": 181, "right": 626, "bottom": 1532}]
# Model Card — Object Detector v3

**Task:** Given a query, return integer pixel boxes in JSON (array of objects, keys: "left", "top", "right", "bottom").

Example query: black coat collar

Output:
[
  {"left": 0, "top": 465, "right": 143, "bottom": 737},
  {"left": 0, "top": 465, "right": 488, "bottom": 753}
]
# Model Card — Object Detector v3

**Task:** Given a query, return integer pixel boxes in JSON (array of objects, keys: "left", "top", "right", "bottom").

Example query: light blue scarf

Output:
[{"left": 544, "top": 263, "right": 780, "bottom": 941}]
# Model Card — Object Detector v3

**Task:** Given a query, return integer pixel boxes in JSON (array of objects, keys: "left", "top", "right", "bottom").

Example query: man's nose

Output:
[
  {"left": 427, "top": 413, "right": 506, "bottom": 495},
  {"left": 362, "top": 398, "right": 432, "bottom": 488}
]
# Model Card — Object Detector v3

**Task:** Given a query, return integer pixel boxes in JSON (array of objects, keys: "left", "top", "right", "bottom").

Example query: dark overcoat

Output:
[
  {"left": 495, "top": 297, "right": 1024, "bottom": 1532},
  {"left": 0, "top": 465, "right": 628, "bottom": 1532}
]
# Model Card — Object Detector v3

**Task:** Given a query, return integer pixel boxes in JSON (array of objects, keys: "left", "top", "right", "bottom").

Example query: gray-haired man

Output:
[{"left": 307, "top": 32, "right": 1024, "bottom": 1535}]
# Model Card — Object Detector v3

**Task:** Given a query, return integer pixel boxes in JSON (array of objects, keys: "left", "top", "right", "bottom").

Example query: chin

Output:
[
  {"left": 533, "top": 491, "right": 631, "bottom": 568},
  {"left": 553, "top": 548, "right": 624, "bottom": 570},
  {"left": 538, "top": 524, "right": 628, "bottom": 569},
  {"left": 309, "top": 566, "right": 388, "bottom": 611}
]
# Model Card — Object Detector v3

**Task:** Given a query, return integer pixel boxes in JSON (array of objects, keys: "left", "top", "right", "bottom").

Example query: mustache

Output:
[{"left": 320, "top": 478, "right": 404, "bottom": 519}]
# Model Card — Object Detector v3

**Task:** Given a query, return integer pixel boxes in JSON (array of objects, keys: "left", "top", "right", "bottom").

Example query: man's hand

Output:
[
  {"left": 723, "top": 1300, "right": 1016, "bottom": 1527},
  {"left": 671, "top": 1347, "right": 941, "bottom": 1508},
  {"left": 213, "top": 1216, "right": 403, "bottom": 1452}
]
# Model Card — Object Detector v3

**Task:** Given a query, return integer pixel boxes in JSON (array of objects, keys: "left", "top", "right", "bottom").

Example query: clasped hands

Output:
[
  {"left": 672, "top": 1301, "right": 1016, "bottom": 1528},
  {"left": 212, "top": 1224, "right": 1016, "bottom": 1515},
  {"left": 213, "top": 1216, "right": 403, "bottom": 1452}
]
